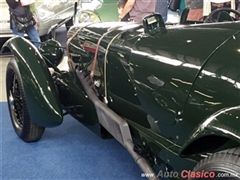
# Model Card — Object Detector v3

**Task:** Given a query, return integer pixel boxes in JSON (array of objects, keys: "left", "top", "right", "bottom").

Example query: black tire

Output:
[
  {"left": 6, "top": 59, "right": 45, "bottom": 142},
  {"left": 190, "top": 148, "right": 240, "bottom": 180}
]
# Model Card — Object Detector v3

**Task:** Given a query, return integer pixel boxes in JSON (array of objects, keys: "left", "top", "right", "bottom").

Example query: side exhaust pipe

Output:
[{"left": 76, "top": 70, "right": 159, "bottom": 180}]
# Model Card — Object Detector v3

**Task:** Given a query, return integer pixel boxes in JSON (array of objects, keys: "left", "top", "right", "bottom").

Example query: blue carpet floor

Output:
[
  {"left": 0, "top": 102, "right": 143, "bottom": 180},
  {"left": 0, "top": 27, "right": 144, "bottom": 180}
]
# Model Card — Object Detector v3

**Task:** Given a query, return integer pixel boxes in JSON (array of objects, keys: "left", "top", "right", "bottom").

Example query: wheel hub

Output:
[{"left": 9, "top": 74, "right": 24, "bottom": 128}]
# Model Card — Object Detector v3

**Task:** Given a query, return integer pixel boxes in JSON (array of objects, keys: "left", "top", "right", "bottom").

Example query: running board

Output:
[{"left": 76, "top": 69, "right": 159, "bottom": 180}]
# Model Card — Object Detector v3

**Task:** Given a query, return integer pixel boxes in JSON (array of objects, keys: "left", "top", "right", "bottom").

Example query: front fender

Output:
[
  {"left": 180, "top": 106, "right": 240, "bottom": 155},
  {"left": 3, "top": 36, "right": 63, "bottom": 127}
]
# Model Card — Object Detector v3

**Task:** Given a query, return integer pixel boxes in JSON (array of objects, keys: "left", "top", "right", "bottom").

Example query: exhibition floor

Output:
[
  {"left": 0, "top": 101, "right": 142, "bottom": 180},
  {"left": 0, "top": 28, "right": 144, "bottom": 180}
]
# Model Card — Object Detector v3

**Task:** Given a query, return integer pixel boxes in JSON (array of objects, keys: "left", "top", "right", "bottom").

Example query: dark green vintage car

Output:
[{"left": 2, "top": 9, "right": 240, "bottom": 180}]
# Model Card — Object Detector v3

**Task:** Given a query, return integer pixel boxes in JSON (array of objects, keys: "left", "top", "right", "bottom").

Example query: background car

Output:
[{"left": 0, "top": 0, "right": 81, "bottom": 40}]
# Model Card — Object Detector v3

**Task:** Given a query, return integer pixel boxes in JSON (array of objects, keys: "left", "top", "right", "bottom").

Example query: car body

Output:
[{"left": 2, "top": 8, "right": 240, "bottom": 180}]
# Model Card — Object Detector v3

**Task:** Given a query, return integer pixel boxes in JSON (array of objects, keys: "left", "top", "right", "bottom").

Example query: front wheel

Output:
[
  {"left": 190, "top": 148, "right": 240, "bottom": 180},
  {"left": 6, "top": 59, "right": 45, "bottom": 142}
]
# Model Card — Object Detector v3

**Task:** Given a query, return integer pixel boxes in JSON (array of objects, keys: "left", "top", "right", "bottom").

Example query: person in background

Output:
[
  {"left": 117, "top": 0, "right": 130, "bottom": 21},
  {"left": 6, "top": 0, "right": 41, "bottom": 48},
  {"left": 179, "top": 0, "right": 186, "bottom": 15},
  {"left": 203, "top": 0, "right": 235, "bottom": 17},
  {"left": 235, "top": 0, "right": 240, "bottom": 19},
  {"left": 155, "top": 0, "right": 168, "bottom": 22},
  {"left": 237, "top": 0, "right": 240, "bottom": 10},
  {"left": 185, "top": 0, "right": 203, "bottom": 20},
  {"left": 118, "top": 0, "right": 156, "bottom": 22},
  {"left": 118, "top": 0, "right": 168, "bottom": 22}
]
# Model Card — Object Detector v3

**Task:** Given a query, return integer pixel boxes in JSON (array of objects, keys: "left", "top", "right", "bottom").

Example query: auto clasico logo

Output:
[
  {"left": 141, "top": 170, "right": 240, "bottom": 179},
  {"left": 181, "top": 170, "right": 215, "bottom": 178}
]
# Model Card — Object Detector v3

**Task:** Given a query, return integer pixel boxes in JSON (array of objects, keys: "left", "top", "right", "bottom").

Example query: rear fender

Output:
[
  {"left": 180, "top": 106, "right": 240, "bottom": 156},
  {"left": 3, "top": 36, "right": 63, "bottom": 127}
]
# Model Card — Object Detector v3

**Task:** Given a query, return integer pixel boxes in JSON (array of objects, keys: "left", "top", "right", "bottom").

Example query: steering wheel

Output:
[{"left": 204, "top": 8, "right": 240, "bottom": 23}]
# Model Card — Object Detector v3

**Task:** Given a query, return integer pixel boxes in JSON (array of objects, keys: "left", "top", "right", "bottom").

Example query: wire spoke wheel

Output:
[
  {"left": 9, "top": 73, "right": 24, "bottom": 128},
  {"left": 6, "top": 59, "right": 45, "bottom": 142}
]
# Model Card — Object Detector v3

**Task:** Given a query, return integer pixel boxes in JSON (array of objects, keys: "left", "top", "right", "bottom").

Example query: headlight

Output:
[
  {"left": 79, "top": 12, "right": 100, "bottom": 22},
  {"left": 79, "top": 12, "right": 90, "bottom": 22}
]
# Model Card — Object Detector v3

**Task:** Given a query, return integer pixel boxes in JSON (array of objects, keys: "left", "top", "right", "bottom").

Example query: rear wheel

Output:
[
  {"left": 190, "top": 148, "right": 240, "bottom": 180},
  {"left": 6, "top": 59, "right": 45, "bottom": 142}
]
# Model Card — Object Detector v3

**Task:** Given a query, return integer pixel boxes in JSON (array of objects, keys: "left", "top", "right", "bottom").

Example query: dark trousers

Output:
[
  {"left": 211, "top": 2, "right": 231, "bottom": 11},
  {"left": 210, "top": 2, "right": 231, "bottom": 20},
  {"left": 121, "top": 13, "right": 130, "bottom": 22}
]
